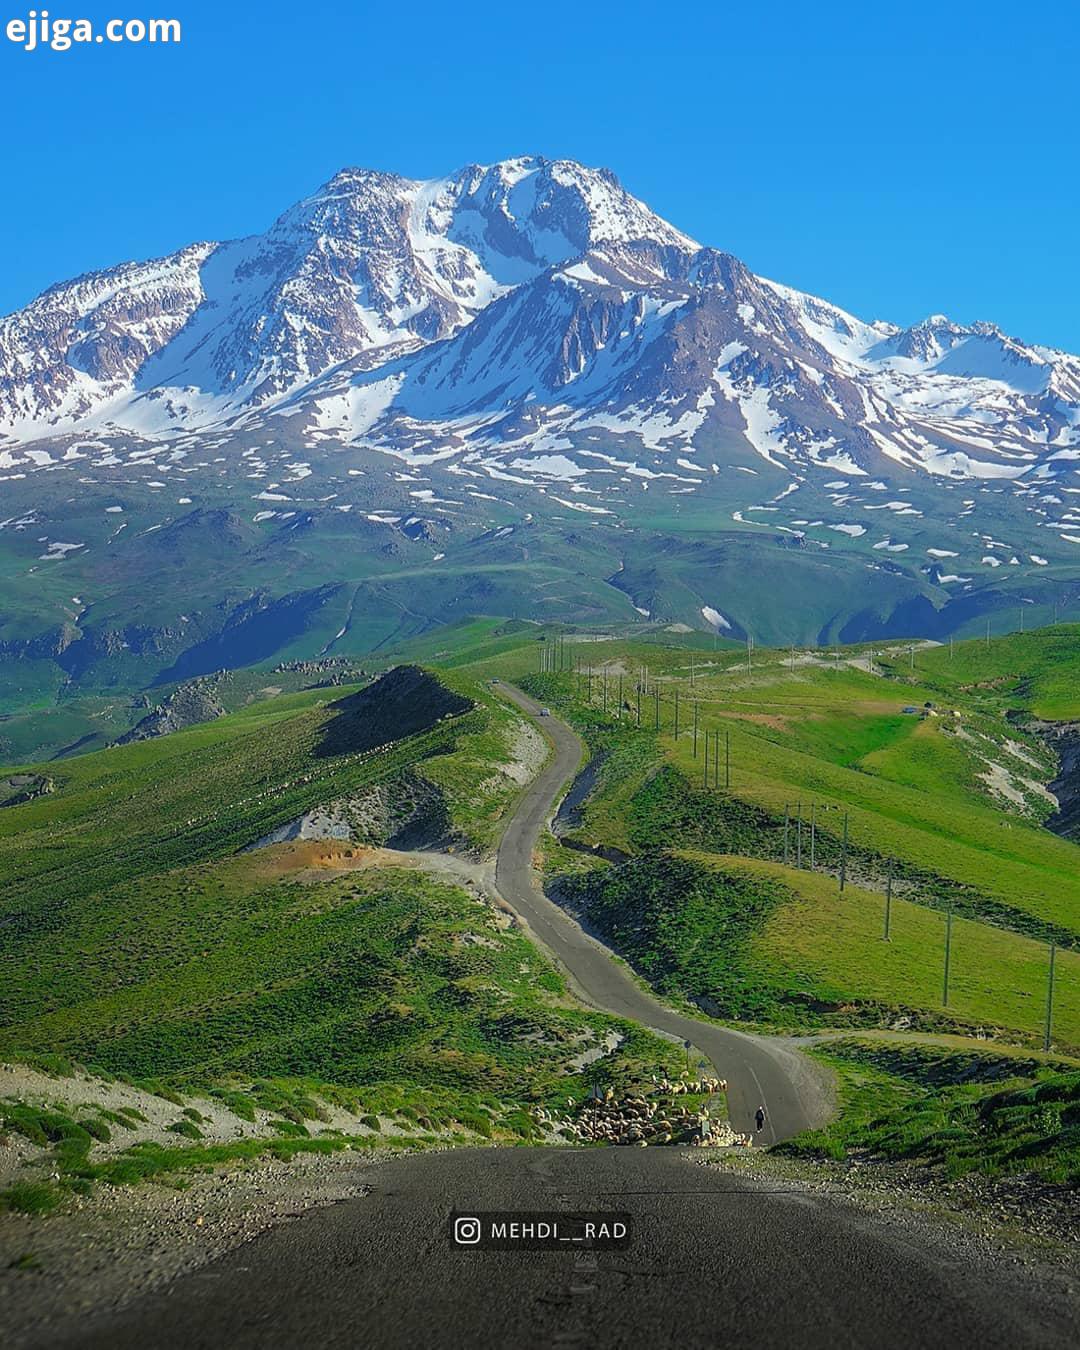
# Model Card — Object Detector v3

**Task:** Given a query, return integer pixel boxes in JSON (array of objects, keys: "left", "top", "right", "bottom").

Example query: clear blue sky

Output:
[{"left": 2, "top": 0, "right": 1077, "bottom": 348}]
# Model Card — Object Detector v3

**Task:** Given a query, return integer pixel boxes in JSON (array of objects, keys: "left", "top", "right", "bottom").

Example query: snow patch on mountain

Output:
[{"left": 2, "top": 155, "right": 1080, "bottom": 530}]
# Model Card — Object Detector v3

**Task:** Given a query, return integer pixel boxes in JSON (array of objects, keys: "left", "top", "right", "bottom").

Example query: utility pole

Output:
[
  {"left": 883, "top": 867, "right": 893, "bottom": 941},
  {"left": 618, "top": 673, "right": 623, "bottom": 710},
  {"left": 703, "top": 727, "right": 710, "bottom": 789},
  {"left": 636, "top": 679, "right": 641, "bottom": 727},
  {"left": 693, "top": 701, "right": 699, "bottom": 758},
  {"left": 796, "top": 802, "right": 803, "bottom": 869},
  {"left": 950, "top": 635, "right": 954, "bottom": 660},
  {"left": 602, "top": 672, "right": 608, "bottom": 715},
  {"left": 790, "top": 645, "right": 795, "bottom": 673},
  {"left": 810, "top": 802, "right": 817, "bottom": 869},
  {"left": 1044, "top": 942, "right": 1057, "bottom": 1052},
  {"left": 784, "top": 805, "right": 791, "bottom": 866},
  {"left": 674, "top": 688, "right": 680, "bottom": 738},
  {"left": 910, "top": 644, "right": 915, "bottom": 671},
  {"left": 713, "top": 729, "right": 720, "bottom": 789},
  {"left": 839, "top": 811, "right": 849, "bottom": 892},
  {"left": 724, "top": 729, "right": 731, "bottom": 789},
  {"left": 654, "top": 685, "right": 660, "bottom": 732},
  {"left": 942, "top": 905, "right": 953, "bottom": 1007},
  {"left": 986, "top": 617, "right": 991, "bottom": 650}
]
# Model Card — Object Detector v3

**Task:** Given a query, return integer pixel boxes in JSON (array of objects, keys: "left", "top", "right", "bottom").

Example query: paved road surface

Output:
[
  {"left": 58, "top": 1148, "right": 1076, "bottom": 1350},
  {"left": 494, "top": 685, "right": 830, "bottom": 1142},
  {"left": 46, "top": 689, "right": 1077, "bottom": 1350}
]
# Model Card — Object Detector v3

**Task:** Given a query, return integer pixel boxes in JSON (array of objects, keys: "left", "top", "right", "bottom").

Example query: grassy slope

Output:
[
  {"left": 5, "top": 619, "right": 1080, "bottom": 1176},
  {"left": 0, "top": 855, "right": 674, "bottom": 1108},
  {"left": 779, "top": 1039, "right": 1080, "bottom": 1185},
  {"left": 659, "top": 666, "right": 1080, "bottom": 938},
  {"left": 0, "top": 665, "right": 537, "bottom": 960},
  {"left": 449, "top": 627, "right": 1080, "bottom": 1049},
  {"left": 472, "top": 632, "right": 1080, "bottom": 941},
  {"left": 555, "top": 848, "right": 1079, "bottom": 1045},
  {"left": 745, "top": 858, "right": 1079, "bottom": 1044},
  {"left": 0, "top": 661, "right": 686, "bottom": 1183},
  {"left": 912, "top": 624, "right": 1080, "bottom": 721}
]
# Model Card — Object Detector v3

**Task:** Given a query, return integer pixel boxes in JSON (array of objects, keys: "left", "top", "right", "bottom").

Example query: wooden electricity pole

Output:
[
  {"left": 810, "top": 802, "right": 817, "bottom": 869},
  {"left": 1045, "top": 942, "right": 1057, "bottom": 1052},
  {"left": 839, "top": 811, "right": 849, "bottom": 892}
]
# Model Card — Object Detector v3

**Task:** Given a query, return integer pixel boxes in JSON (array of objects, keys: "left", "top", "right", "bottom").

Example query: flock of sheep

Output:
[{"left": 532, "top": 1078, "right": 750, "bottom": 1148}]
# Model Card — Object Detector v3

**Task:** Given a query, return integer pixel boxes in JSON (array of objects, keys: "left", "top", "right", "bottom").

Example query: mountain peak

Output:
[
  {"left": 0, "top": 156, "right": 1077, "bottom": 497},
  {"left": 315, "top": 165, "right": 408, "bottom": 194}
]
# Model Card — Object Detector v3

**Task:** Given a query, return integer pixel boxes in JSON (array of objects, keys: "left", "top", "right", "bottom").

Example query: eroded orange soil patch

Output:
[{"left": 249, "top": 841, "right": 396, "bottom": 880}]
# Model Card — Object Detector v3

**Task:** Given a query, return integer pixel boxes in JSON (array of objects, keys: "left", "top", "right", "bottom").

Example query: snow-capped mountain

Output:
[
  {"left": 0, "top": 159, "right": 694, "bottom": 435},
  {"left": 2, "top": 154, "right": 1079, "bottom": 496}
]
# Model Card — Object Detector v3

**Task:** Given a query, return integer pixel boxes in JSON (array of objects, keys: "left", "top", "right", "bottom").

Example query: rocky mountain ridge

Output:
[{"left": 2, "top": 156, "right": 1078, "bottom": 504}]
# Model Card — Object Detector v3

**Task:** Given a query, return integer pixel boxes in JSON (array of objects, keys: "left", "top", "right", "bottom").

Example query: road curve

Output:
[
  {"left": 57, "top": 1148, "right": 1077, "bottom": 1350},
  {"left": 42, "top": 691, "right": 1078, "bottom": 1350},
  {"left": 494, "top": 685, "right": 831, "bottom": 1142}
]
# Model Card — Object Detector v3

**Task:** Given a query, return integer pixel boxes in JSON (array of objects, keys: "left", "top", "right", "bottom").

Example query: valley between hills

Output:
[{"left": 1, "top": 619, "right": 1078, "bottom": 1343}]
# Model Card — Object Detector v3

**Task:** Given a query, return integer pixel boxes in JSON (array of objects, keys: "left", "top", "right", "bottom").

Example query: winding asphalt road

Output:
[
  {"left": 49, "top": 690, "right": 1079, "bottom": 1350},
  {"left": 494, "top": 685, "right": 830, "bottom": 1143}
]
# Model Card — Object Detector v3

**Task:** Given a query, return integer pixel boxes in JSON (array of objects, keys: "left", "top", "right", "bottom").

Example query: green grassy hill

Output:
[
  {"left": 494, "top": 632, "right": 1080, "bottom": 939},
  {"left": 0, "top": 663, "right": 520, "bottom": 951},
  {"left": 5, "top": 618, "right": 1080, "bottom": 1190},
  {"left": 779, "top": 1039, "right": 1080, "bottom": 1186},
  {"left": 0, "top": 663, "right": 686, "bottom": 1181},
  {"left": 459, "top": 626, "right": 1080, "bottom": 1052},
  {"left": 2, "top": 852, "right": 667, "bottom": 1110},
  {"left": 554, "top": 850, "right": 1079, "bottom": 1047}
]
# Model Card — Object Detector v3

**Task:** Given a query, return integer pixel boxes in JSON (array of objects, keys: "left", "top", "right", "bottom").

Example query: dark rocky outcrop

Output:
[
  {"left": 315, "top": 665, "right": 472, "bottom": 759},
  {"left": 1022, "top": 718, "right": 1080, "bottom": 840}
]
